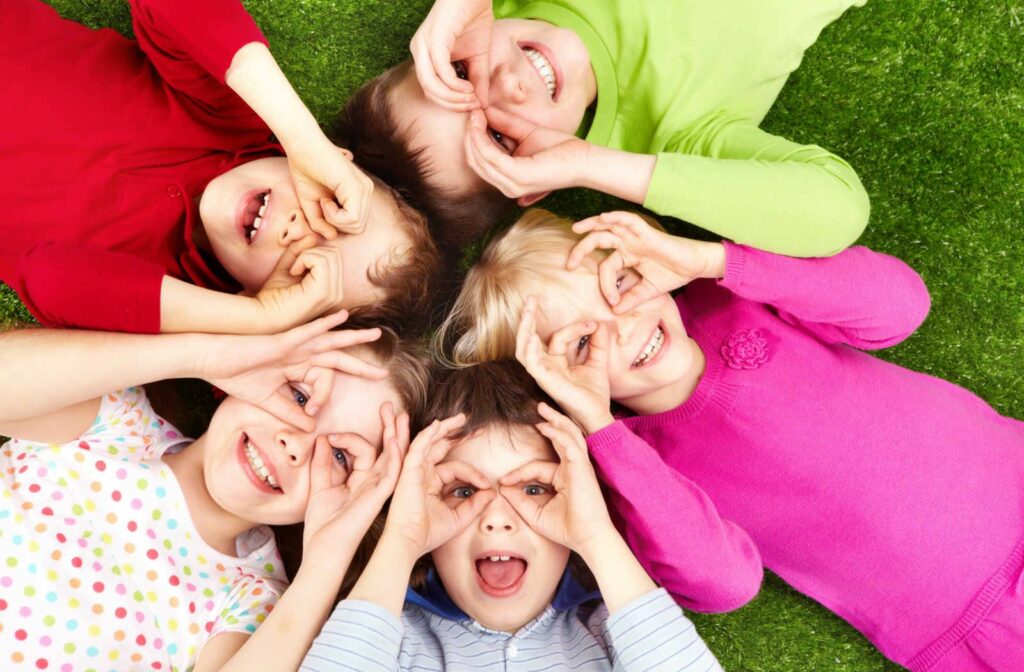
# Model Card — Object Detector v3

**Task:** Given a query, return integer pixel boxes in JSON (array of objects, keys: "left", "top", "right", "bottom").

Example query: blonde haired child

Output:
[
  {"left": 438, "top": 209, "right": 1024, "bottom": 671},
  {"left": 0, "top": 314, "right": 423, "bottom": 671}
]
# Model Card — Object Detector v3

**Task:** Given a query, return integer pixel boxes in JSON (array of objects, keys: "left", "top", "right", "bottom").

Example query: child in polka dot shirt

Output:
[{"left": 0, "top": 313, "right": 421, "bottom": 671}]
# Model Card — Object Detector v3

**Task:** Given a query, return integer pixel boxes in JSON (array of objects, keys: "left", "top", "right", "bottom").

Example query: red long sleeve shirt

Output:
[{"left": 0, "top": 0, "right": 279, "bottom": 332}]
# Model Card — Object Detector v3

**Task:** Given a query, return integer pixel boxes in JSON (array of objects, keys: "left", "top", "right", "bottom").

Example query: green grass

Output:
[{"left": 7, "top": 1, "right": 1024, "bottom": 670}]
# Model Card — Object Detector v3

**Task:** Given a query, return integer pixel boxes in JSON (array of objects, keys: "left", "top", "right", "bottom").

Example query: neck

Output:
[
  {"left": 619, "top": 338, "right": 706, "bottom": 416},
  {"left": 164, "top": 436, "right": 255, "bottom": 557}
]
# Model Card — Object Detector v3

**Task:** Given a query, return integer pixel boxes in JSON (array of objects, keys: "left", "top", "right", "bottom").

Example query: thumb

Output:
[
  {"left": 465, "top": 52, "right": 490, "bottom": 106},
  {"left": 483, "top": 107, "right": 540, "bottom": 149},
  {"left": 499, "top": 485, "right": 542, "bottom": 526}
]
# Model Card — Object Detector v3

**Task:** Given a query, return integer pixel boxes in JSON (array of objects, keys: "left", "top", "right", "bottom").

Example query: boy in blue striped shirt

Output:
[{"left": 301, "top": 362, "right": 722, "bottom": 672}]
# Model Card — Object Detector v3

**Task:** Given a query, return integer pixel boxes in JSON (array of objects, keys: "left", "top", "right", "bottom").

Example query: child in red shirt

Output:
[{"left": 0, "top": 0, "right": 441, "bottom": 335}]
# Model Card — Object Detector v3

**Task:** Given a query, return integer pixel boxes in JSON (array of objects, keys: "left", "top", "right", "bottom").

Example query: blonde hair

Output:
[{"left": 434, "top": 209, "right": 597, "bottom": 366}]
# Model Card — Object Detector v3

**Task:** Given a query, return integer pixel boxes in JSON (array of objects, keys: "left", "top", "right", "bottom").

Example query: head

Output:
[
  {"left": 437, "top": 209, "right": 698, "bottom": 412},
  {"left": 335, "top": 18, "right": 596, "bottom": 246},
  {"left": 199, "top": 327, "right": 430, "bottom": 530},
  {"left": 412, "top": 361, "right": 593, "bottom": 632},
  {"left": 200, "top": 157, "right": 444, "bottom": 334}
]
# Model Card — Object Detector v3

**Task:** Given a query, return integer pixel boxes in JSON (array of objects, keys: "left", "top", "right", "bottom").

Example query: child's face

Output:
[
  {"left": 533, "top": 266, "right": 698, "bottom": 408},
  {"left": 432, "top": 425, "right": 571, "bottom": 632},
  {"left": 200, "top": 157, "right": 409, "bottom": 306},
  {"left": 201, "top": 367, "right": 402, "bottom": 527},
  {"left": 390, "top": 18, "right": 596, "bottom": 196}
]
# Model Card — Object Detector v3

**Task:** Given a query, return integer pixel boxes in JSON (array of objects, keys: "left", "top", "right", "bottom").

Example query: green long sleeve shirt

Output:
[{"left": 494, "top": 0, "right": 870, "bottom": 256}]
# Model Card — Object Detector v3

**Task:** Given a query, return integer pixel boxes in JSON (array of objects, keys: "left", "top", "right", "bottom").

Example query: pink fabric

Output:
[
  {"left": 0, "top": 0, "right": 277, "bottom": 332},
  {"left": 587, "top": 243, "right": 1024, "bottom": 668}
]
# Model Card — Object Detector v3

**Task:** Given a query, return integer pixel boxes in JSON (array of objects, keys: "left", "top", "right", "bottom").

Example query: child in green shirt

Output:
[{"left": 337, "top": 0, "right": 869, "bottom": 255}]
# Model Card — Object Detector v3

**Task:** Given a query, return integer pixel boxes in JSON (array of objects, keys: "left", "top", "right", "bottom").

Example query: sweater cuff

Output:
[
  {"left": 301, "top": 600, "right": 402, "bottom": 671},
  {"left": 718, "top": 241, "right": 750, "bottom": 295},
  {"left": 586, "top": 421, "right": 634, "bottom": 459}
]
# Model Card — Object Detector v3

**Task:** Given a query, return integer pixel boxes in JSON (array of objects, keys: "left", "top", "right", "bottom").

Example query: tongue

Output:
[{"left": 478, "top": 559, "right": 526, "bottom": 589}]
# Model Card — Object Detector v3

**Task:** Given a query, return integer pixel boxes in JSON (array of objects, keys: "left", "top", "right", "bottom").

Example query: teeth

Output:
[
  {"left": 523, "top": 47, "right": 556, "bottom": 99},
  {"left": 257, "top": 203, "right": 267, "bottom": 217},
  {"left": 489, "top": 556, "right": 500, "bottom": 562},
  {"left": 244, "top": 440, "right": 280, "bottom": 490},
  {"left": 499, "top": 555, "right": 510, "bottom": 561},
  {"left": 633, "top": 327, "right": 665, "bottom": 367},
  {"left": 252, "top": 215, "right": 262, "bottom": 230},
  {"left": 485, "top": 555, "right": 513, "bottom": 562}
]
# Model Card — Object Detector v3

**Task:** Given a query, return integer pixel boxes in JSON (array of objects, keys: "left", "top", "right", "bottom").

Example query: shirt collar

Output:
[{"left": 405, "top": 568, "right": 601, "bottom": 621}]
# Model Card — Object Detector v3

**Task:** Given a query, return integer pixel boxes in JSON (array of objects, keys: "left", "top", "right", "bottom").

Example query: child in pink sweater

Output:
[{"left": 439, "top": 209, "right": 1024, "bottom": 672}]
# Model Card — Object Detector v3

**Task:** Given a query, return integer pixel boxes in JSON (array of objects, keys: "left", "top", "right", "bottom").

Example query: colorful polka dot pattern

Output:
[{"left": 0, "top": 388, "right": 287, "bottom": 671}]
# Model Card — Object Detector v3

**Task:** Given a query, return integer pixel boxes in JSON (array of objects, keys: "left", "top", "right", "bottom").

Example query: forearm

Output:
[
  {"left": 578, "top": 529, "right": 656, "bottom": 615},
  {"left": 581, "top": 145, "right": 657, "bottom": 205},
  {"left": 219, "top": 562, "right": 349, "bottom": 672},
  {"left": 160, "top": 276, "right": 267, "bottom": 334},
  {"left": 345, "top": 534, "right": 417, "bottom": 618},
  {"left": 225, "top": 43, "right": 325, "bottom": 151},
  {"left": 0, "top": 329, "right": 201, "bottom": 423}
]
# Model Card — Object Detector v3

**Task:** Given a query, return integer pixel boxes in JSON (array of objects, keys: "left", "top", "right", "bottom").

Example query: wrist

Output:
[
  {"left": 576, "top": 409, "right": 616, "bottom": 435},
  {"left": 575, "top": 526, "right": 624, "bottom": 566},
  {"left": 377, "top": 527, "right": 425, "bottom": 571},
  {"left": 582, "top": 146, "right": 656, "bottom": 204}
]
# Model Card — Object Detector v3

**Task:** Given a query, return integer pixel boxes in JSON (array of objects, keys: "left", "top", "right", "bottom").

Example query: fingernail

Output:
[{"left": 306, "top": 405, "right": 318, "bottom": 415}]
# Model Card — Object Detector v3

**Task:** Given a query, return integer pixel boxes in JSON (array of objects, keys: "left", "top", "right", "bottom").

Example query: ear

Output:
[
  {"left": 516, "top": 192, "right": 550, "bottom": 208},
  {"left": 339, "top": 148, "right": 354, "bottom": 161}
]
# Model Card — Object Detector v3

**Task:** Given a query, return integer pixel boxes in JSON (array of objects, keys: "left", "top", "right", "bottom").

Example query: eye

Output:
[
  {"left": 453, "top": 60, "right": 469, "bottom": 81},
  {"left": 331, "top": 447, "right": 348, "bottom": 469},
  {"left": 487, "top": 127, "right": 517, "bottom": 154},
  {"left": 575, "top": 334, "right": 591, "bottom": 358},
  {"left": 289, "top": 385, "right": 309, "bottom": 408},
  {"left": 523, "top": 483, "right": 548, "bottom": 496},
  {"left": 451, "top": 485, "right": 476, "bottom": 499}
]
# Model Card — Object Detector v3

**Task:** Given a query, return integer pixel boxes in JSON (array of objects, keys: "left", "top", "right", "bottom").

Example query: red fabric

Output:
[{"left": 0, "top": 0, "right": 278, "bottom": 333}]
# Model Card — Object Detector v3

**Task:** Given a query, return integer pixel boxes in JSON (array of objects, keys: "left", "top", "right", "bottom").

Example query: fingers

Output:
[
  {"left": 514, "top": 296, "right": 539, "bottom": 363},
  {"left": 546, "top": 320, "right": 596, "bottom": 359},
  {"left": 408, "top": 414, "right": 467, "bottom": 465},
  {"left": 482, "top": 106, "right": 538, "bottom": 149},
  {"left": 435, "top": 459, "right": 492, "bottom": 491},
  {"left": 465, "top": 52, "right": 490, "bottom": 106},
  {"left": 497, "top": 485, "right": 542, "bottom": 526},
  {"left": 598, "top": 251, "right": 625, "bottom": 307},
  {"left": 498, "top": 459, "right": 558, "bottom": 488},
  {"left": 310, "top": 349, "right": 389, "bottom": 380},
  {"left": 613, "top": 281, "right": 661, "bottom": 315},
  {"left": 411, "top": 35, "right": 477, "bottom": 110},
  {"left": 566, "top": 230, "right": 621, "bottom": 270},
  {"left": 328, "top": 432, "right": 378, "bottom": 473},
  {"left": 308, "top": 436, "right": 336, "bottom": 494},
  {"left": 306, "top": 325, "right": 382, "bottom": 354},
  {"left": 262, "top": 391, "right": 316, "bottom": 433},
  {"left": 464, "top": 110, "right": 524, "bottom": 197},
  {"left": 451, "top": 488, "right": 497, "bottom": 531},
  {"left": 535, "top": 403, "right": 587, "bottom": 459},
  {"left": 303, "top": 366, "right": 336, "bottom": 417},
  {"left": 583, "top": 322, "right": 612, "bottom": 373},
  {"left": 283, "top": 310, "right": 349, "bottom": 345},
  {"left": 289, "top": 246, "right": 344, "bottom": 315},
  {"left": 319, "top": 198, "right": 360, "bottom": 236}
]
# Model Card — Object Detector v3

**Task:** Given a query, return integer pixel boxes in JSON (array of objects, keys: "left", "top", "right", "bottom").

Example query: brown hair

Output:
[
  {"left": 348, "top": 176, "right": 445, "bottom": 337},
  {"left": 407, "top": 360, "right": 597, "bottom": 593},
  {"left": 273, "top": 325, "right": 431, "bottom": 601},
  {"left": 332, "top": 61, "right": 516, "bottom": 251}
]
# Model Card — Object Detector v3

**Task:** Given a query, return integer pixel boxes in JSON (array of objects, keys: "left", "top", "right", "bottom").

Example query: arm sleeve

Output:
[
  {"left": 127, "top": 0, "right": 268, "bottom": 119},
  {"left": 720, "top": 241, "right": 931, "bottom": 350},
  {"left": 589, "top": 590, "right": 723, "bottom": 672},
  {"left": 300, "top": 601, "right": 402, "bottom": 672},
  {"left": 16, "top": 242, "right": 165, "bottom": 333},
  {"left": 587, "top": 422, "right": 763, "bottom": 613},
  {"left": 645, "top": 121, "right": 870, "bottom": 257}
]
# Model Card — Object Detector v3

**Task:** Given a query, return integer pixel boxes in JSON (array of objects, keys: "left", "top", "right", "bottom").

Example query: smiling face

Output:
[
  {"left": 199, "top": 157, "right": 411, "bottom": 309},
  {"left": 199, "top": 370, "right": 403, "bottom": 528},
  {"left": 389, "top": 18, "right": 597, "bottom": 196},
  {"left": 530, "top": 264, "right": 700, "bottom": 412},
  {"left": 431, "top": 424, "right": 570, "bottom": 632}
]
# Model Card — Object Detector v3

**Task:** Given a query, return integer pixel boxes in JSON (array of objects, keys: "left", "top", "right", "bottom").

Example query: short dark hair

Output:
[
  {"left": 273, "top": 326, "right": 431, "bottom": 602},
  {"left": 332, "top": 61, "right": 516, "bottom": 251},
  {"left": 348, "top": 177, "right": 444, "bottom": 337},
  {"left": 408, "top": 360, "right": 597, "bottom": 593}
]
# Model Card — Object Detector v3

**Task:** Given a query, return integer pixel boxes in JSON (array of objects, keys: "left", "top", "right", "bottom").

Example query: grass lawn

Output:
[{"left": 6, "top": 1, "right": 1024, "bottom": 670}]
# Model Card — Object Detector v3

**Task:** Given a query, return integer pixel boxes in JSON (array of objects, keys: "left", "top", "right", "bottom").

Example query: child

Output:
[
  {"left": 438, "top": 209, "right": 1024, "bottom": 671},
  {"left": 0, "top": 0, "right": 441, "bottom": 335},
  {"left": 337, "top": 0, "right": 869, "bottom": 252},
  {"left": 0, "top": 313, "right": 427, "bottom": 671},
  {"left": 301, "top": 361, "right": 722, "bottom": 672}
]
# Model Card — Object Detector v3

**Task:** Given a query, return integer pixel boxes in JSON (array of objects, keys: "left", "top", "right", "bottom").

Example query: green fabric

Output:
[{"left": 494, "top": 0, "right": 870, "bottom": 256}]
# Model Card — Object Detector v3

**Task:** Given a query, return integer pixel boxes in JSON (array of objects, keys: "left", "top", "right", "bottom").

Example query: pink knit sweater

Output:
[{"left": 587, "top": 243, "right": 1024, "bottom": 669}]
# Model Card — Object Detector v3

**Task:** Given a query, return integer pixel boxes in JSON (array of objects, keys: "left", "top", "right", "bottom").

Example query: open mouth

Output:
[
  {"left": 239, "top": 433, "right": 281, "bottom": 493},
  {"left": 239, "top": 191, "right": 270, "bottom": 245},
  {"left": 522, "top": 45, "right": 559, "bottom": 101},
  {"left": 475, "top": 552, "right": 528, "bottom": 597},
  {"left": 632, "top": 323, "right": 667, "bottom": 368}
]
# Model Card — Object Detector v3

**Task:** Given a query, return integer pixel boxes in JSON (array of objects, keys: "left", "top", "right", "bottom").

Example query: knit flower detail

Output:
[{"left": 721, "top": 329, "right": 770, "bottom": 370}]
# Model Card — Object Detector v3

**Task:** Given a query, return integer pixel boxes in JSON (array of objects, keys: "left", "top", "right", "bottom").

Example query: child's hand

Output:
[
  {"left": 199, "top": 311, "right": 387, "bottom": 431},
  {"left": 515, "top": 297, "right": 615, "bottom": 434},
  {"left": 410, "top": 0, "right": 494, "bottom": 109},
  {"left": 382, "top": 414, "right": 496, "bottom": 562},
  {"left": 499, "top": 403, "right": 615, "bottom": 555},
  {"left": 286, "top": 139, "right": 373, "bottom": 239},
  {"left": 300, "top": 403, "right": 409, "bottom": 576},
  {"left": 566, "top": 211, "right": 727, "bottom": 314},
  {"left": 255, "top": 242, "right": 346, "bottom": 332},
  {"left": 465, "top": 109, "right": 591, "bottom": 204}
]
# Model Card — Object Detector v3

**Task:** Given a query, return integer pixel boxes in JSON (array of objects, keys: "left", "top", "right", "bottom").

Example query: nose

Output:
[
  {"left": 615, "top": 311, "right": 641, "bottom": 346},
  {"left": 275, "top": 428, "right": 315, "bottom": 468},
  {"left": 478, "top": 493, "right": 519, "bottom": 534},
  {"left": 278, "top": 209, "right": 314, "bottom": 247},
  {"left": 491, "top": 64, "right": 527, "bottom": 105}
]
